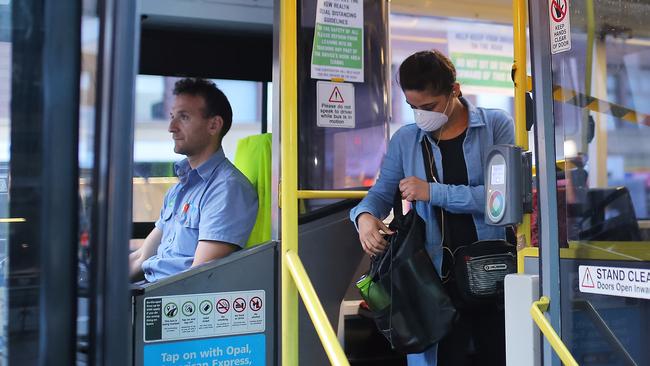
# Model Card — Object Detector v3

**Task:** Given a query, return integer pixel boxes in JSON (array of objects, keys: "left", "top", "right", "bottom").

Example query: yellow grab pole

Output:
[
  {"left": 285, "top": 251, "right": 350, "bottom": 366},
  {"left": 531, "top": 297, "right": 579, "bottom": 366},
  {"left": 296, "top": 190, "right": 368, "bottom": 199},
  {"left": 513, "top": 0, "right": 531, "bottom": 247},
  {"left": 513, "top": 0, "right": 528, "bottom": 151},
  {"left": 280, "top": 0, "right": 299, "bottom": 364}
]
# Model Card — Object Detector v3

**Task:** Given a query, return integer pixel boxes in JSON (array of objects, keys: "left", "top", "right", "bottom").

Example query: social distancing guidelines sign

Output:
[
  {"left": 549, "top": 0, "right": 571, "bottom": 54},
  {"left": 317, "top": 81, "right": 355, "bottom": 128},
  {"left": 579, "top": 265, "right": 650, "bottom": 300},
  {"left": 311, "top": 0, "right": 364, "bottom": 82}
]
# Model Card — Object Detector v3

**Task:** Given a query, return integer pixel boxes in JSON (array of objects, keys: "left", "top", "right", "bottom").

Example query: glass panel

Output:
[
  {"left": 551, "top": 0, "right": 650, "bottom": 364},
  {"left": 77, "top": 0, "right": 99, "bottom": 358},
  {"left": 133, "top": 76, "right": 264, "bottom": 222},
  {"left": 390, "top": 14, "right": 516, "bottom": 135},
  {"left": 554, "top": 1, "right": 650, "bottom": 246},
  {"left": 297, "top": 0, "right": 390, "bottom": 210},
  {"left": 0, "top": 1, "right": 9, "bottom": 362}
]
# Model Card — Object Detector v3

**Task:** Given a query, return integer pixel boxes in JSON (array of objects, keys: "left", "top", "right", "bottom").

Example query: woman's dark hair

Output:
[
  {"left": 398, "top": 50, "right": 456, "bottom": 96},
  {"left": 173, "top": 78, "right": 233, "bottom": 139}
]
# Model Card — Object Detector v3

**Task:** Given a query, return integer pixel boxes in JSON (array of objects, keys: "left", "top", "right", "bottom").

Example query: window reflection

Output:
[
  {"left": 0, "top": 0, "right": 8, "bottom": 360},
  {"left": 77, "top": 3, "right": 100, "bottom": 357},
  {"left": 390, "top": 14, "right": 516, "bottom": 137},
  {"left": 553, "top": 1, "right": 650, "bottom": 244}
]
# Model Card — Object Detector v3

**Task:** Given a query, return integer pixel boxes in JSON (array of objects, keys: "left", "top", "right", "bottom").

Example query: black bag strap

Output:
[
  {"left": 391, "top": 188, "right": 405, "bottom": 226},
  {"left": 420, "top": 139, "right": 446, "bottom": 241},
  {"left": 420, "top": 139, "right": 458, "bottom": 284}
]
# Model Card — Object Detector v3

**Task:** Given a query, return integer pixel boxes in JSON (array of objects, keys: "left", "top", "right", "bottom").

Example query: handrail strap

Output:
[
  {"left": 285, "top": 250, "right": 350, "bottom": 366},
  {"left": 530, "top": 297, "right": 579, "bottom": 366}
]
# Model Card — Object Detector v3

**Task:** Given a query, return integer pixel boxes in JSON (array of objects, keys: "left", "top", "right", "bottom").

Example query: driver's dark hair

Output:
[
  {"left": 173, "top": 78, "right": 233, "bottom": 139},
  {"left": 398, "top": 50, "right": 456, "bottom": 96}
]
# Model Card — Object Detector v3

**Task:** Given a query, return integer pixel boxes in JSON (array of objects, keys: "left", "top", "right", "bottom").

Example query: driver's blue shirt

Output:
[{"left": 142, "top": 148, "right": 258, "bottom": 282}]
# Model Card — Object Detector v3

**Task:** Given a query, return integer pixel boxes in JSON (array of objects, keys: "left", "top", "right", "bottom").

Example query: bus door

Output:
[
  {"left": 1, "top": 0, "right": 137, "bottom": 364},
  {"left": 529, "top": 0, "right": 650, "bottom": 364}
]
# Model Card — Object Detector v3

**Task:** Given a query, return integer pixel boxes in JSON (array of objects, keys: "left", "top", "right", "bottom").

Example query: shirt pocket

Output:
[
  {"left": 176, "top": 205, "right": 200, "bottom": 229},
  {"left": 162, "top": 205, "right": 174, "bottom": 221},
  {"left": 173, "top": 206, "right": 200, "bottom": 256}
]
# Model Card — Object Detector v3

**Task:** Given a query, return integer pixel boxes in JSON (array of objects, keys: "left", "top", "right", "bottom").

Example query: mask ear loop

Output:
[{"left": 435, "top": 91, "right": 455, "bottom": 144}]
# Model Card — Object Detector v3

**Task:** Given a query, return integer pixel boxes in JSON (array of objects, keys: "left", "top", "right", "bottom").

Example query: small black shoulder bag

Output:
[{"left": 421, "top": 139, "right": 516, "bottom": 305}]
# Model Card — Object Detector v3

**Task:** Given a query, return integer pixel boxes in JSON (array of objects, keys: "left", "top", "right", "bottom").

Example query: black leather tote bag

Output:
[{"left": 365, "top": 190, "right": 456, "bottom": 354}]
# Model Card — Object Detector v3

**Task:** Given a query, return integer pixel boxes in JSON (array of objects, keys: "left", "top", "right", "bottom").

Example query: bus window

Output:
[
  {"left": 0, "top": 2, "right": 9, "bottom": 361},
  {"left": 552, "top": 5, "right": 650, "bottom": 244},
  {"left": 390, "top": 14, "right": 518, "bottom": 135}
]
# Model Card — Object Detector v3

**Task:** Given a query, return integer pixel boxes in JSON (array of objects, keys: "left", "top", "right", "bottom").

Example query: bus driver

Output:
[{"left": 129, "top": 78, "right": 258, "bottom": 282}]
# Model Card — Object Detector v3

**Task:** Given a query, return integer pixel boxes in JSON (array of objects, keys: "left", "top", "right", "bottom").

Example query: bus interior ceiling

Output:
[{"left": 139, "top": 0, "right": 274, "bottom": 80}]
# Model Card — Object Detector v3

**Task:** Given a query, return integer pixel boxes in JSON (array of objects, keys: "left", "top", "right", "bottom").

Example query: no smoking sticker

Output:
[{"left": 549, "top": 0, "right": 571, "bottom": 54}]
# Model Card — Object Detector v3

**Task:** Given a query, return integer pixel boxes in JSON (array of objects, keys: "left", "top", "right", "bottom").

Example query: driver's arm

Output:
[
  {"left": 191, "top": 240, "right": 239, "bottom": 268},
  {"left": 129, "top": 227, "right": 163, "bottom": 281}
]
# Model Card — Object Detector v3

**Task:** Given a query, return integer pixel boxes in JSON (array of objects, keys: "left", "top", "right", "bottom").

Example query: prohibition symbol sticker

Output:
[
  {"left": 549, "top": 0, "right": 571, "bottom": 54},
  {"left": 216, "top": 299, "right": 230, "bottom": 314},
  {"left": 551, "top": 0, "right": 567, "bottom": 22},
  {"left": 250, "top": 296, "right": 263, "bottom": 312},
  {"left": 233, "top": 297, "right": 246, "bottom": 313}
]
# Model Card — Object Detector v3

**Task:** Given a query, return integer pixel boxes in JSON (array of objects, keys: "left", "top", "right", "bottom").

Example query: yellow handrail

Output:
[
  {"left": 297, "top": 190, "right": 368, "bottom": 199},
  {"left": 280, "top": 0, "right": 299, "bottom": 363},
  {"left": 530, "top": 297, "right": 579, "bottom": 366},
  {"left": 280, "top": 0, "right": 351, "bottom": 364},
  {"left": 513, "top": 0, "right": 531, "bottom": 247},
  {"left": 513, "top": 0, "right": 528, "bottom": 152},
  {"left": 285, "top": 250, "right": 350, "bottom": 366},
  {"left": 0, "top": 218, "right": 26, "bottom": 223}
]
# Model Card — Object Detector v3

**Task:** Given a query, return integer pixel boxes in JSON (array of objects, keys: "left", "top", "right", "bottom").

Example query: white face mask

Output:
[{"left": 413, "top": 94, "right": 453, "bottom": 132}]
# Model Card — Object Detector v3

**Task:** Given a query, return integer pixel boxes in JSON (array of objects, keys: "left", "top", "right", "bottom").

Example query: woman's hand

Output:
[
  {"left": 357, "top": 213, "right": 394, "bottom": 256},
  {"left": 399, "top": 176, "right": 430, "bottom": 202}
]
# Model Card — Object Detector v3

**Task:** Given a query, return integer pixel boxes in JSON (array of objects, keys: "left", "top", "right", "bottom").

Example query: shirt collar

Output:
[
  {"left": 419, "top": 96, "right": 484, "bottom": 143},
  {"left": 174, "top": 148, "right": 226, "bottom": 182}
]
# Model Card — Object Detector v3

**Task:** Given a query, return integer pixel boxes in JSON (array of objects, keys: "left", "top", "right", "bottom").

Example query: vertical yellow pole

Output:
[
  {"left": 513, "top": 0, "right": 531, "bottom": 247},
  {"left": 280, "top": 0, "right": 299, "bottom": 364},
  {"left": 513, "top": 0, "right": 528, "bottom": 152}
]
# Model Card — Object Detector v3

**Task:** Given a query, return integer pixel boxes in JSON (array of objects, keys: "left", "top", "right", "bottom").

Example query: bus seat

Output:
[
  {"left": 576, "top": 187, "right": 641, "bottom": 241},
  {"left": 234, "top": 133, "right": 272, "bottom": 247}
]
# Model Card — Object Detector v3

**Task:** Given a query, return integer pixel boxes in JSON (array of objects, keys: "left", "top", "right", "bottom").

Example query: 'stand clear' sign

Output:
[{"left": 579, "top": 265, "right": 650, "bottom": 300}]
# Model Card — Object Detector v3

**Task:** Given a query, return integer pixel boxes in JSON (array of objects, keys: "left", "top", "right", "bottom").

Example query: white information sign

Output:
[
  {"left": 549, "top": 0, "right": 571, "bottom": 54},
  {"left": 579, "top": 265, "right": 650, "bottom": 300},
  {"left": 311, "top": 0, "right": 364, "bottom": 82},
  {"left": 144, "top": 290, "right": 265, "bottom": 343},
  {"left": 317, "top": 81, "right": 355, "bottom": 128}
]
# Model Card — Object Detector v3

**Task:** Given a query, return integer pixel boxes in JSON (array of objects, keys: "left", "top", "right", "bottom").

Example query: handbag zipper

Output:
[{"left": 464, "top": 252, "right": 516, "bottom": 261}]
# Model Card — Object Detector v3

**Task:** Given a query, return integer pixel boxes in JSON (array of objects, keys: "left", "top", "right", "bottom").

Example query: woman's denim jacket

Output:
[{"left": 350, "top": 98, "right": 515, "bottom": 274}]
